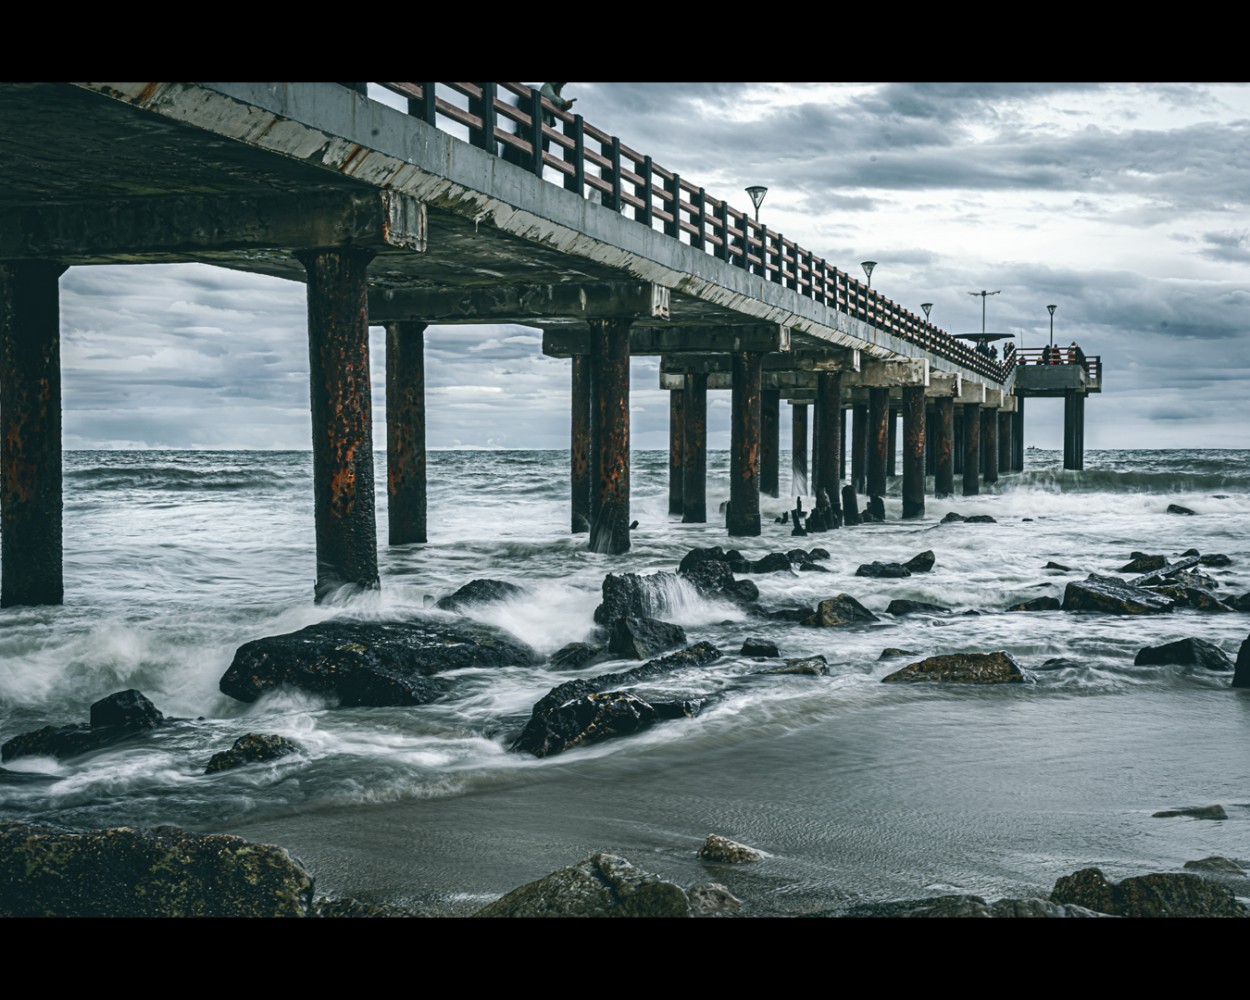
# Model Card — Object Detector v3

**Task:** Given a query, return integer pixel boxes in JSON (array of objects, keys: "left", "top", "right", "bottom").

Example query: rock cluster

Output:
[{"left": 2, "top": 690, "right": 168, "bottom": 763}]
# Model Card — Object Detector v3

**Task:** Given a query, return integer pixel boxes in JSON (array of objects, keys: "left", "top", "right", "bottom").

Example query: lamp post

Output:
[
  {"left": 745, "top": 185, "right": 768, "bottom": 223},
  {"left": 861, "top": 261, "right": 877, "bottom": 288},
  {"left": 921, "top": 302, "right": 933, "bottom": 322},
  {"left": 967, "top": 289, "right": 1000, "bottom": 335},
  {"left": 1047, "top": 304, "right": 1057, "bottom": 348}
]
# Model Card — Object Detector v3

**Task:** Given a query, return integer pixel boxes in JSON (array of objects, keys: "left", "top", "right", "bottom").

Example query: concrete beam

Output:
[
  {"left": 926, "top": 372, "right": 961, "bottom": 397},
  {"left": 545, "top": 321, "right": 785, "bottom": 358},
  {"left": 999, "top": 394, "right": 1018, "bottom": 413},
  {"left": 376, "top": 281, "right": 668, "bottom": 326},
  {"left": 841, "top": 358, "right": 928, "bottom": 388},
  {"left": 956, "top": 380, "right": 986, "bottom": 405},
  {"left": 659, "top": 348, "right": 857, "bottom": 374},
  {"left": 0, "top": 190, "right": 425, "bottom": 264},
  {"left": 984, "top": 388, "right": 1003, "bottom": 408}
]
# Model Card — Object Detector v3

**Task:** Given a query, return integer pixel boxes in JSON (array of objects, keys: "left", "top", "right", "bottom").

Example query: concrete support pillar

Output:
[
  {"left": 791, "top": 403, "right": 809, "bottom": 497},
  {"left": 1064, "top": 389, "right": 1085, "bottom": 471},
  {"left": 682, "top": 372, "right": 707, "bottom": 523},
  {"left": 962, "top": 403, "right": 981, "bottom": 496},
  {"left": 727, "top": 351, "right": 762, "bottom": 537},
  {"left": 1, "top": 262, "right": 65, "bottom": 607},
  {"left": 953, "top": 410, "right": 964, "bottom": 475},
  {"left": 1013, "top": 397, "right": 1025, "bottom": 471},
  {"left": 385, "top": 321, "right": 427, "bottom": 546},
  {"left": 867, "top": 387, "right": 889, "bottom": 499},
  {"left": 298, "top": 247, "right": 379, "bottom": 602},
  {"left": 902, "top": 385, "right": 925, "bottom": 519},
  {"left": 935, "top": 396, "right": 955, "bottom": 499},
  {"left": 588, "top": 318, "right": 631, "bottom": 554},
  {"left": 815, "top": 372, "right": 842, "bottom": 511},
  {"left": 852, "top": 402, "right": 868, "bottom": 494},
  {"left": 998, "top": 410, "right": 1012, "bottom": 473},
  {"left": 925, "top": 409, "right": 936, "bottom": 476},
  {"left": 572, "top": 354, "right": 591, "bottom": 532},
  {"left": 840, "top": 409, "right": 848, "bottom": 480},
  {"left": 667, "top": 383, "right": 684, "bottom": 516},
  {"left": 983, "top": 408, "right": 999, "bottom": 485},
  {"left": 761, "top": 389, "right": 779, "bottom": 498},
  {"left": 887, "top": 406, "right": 898, "bottom": 477}
]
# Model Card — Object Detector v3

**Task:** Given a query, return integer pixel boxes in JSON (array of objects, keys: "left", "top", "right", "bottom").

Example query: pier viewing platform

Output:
[{"left": 0, "top": 82, "right": 1101, "bottom": 606}]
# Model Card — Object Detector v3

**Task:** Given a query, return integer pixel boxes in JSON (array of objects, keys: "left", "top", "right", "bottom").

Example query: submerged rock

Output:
[
  {"left": 606, "top": 617, "right": 687, "bottom": 660},
  {"left": 204, "top": 733, "right": 301, "bottom": 775},
  {"left": 842, "top": 894, "right": 1105, "bottom": 918},
  {"left": 1152, "top": 804, "right": 1228, "bottom": 820},
  {"left": 549, "top": 642, "right": 605, "bottom": 670},
  {"left": 887, "top": 599, "right": 949, "bottom": 616},
  {"left": 1134, "top": 638, "right": 1233, "bottom": 671},
  {"left": 941, "top": 512, "right": 966, "bottom": 523},
  {"left": 1050, "top": 866, "right": 1246, "bottom": 917},
  {"left": 804, "top": 595, "right": 879, "bottom": 628},
  {"left": 904, "top": 550, "right": 935, "bottom": 573},
  {"left": 856, "top": 561, "right": 911, "bottom": 578},
  {"left": 1119, "top": 554, "right": 1166, "bottom": 574},
  {"left": 1044, "top": 561, "right": 1073, "bottom": 571},
  {"left": 0, "top": 820, "right": 314, "bottom": 918},
  {"left": 751, "top": 552, "right": 793, "bottom": 574},
  {"left": 475, "top": 853, "right": 691, "bottom": 918},
  {"left": 219, "top": 618, "right": 536, "bottom": 707},
  {"left": 1007, "top": 596, "right": 1062, "bottom": 612},
  {"left": 1183, "top": 857, "right": 1246, "bottom": 875},
  {"left": 1062, "top": 575, "right": 1175, "bottom": 615},
  {"left": 1, "top": 690, "right": 168, "bottom": 763},
  {"left": 878, "top": 647, "right": 918, "bottom": 660},
  {"left": 697, "top": 834, "right": 763, "bottom": 863},
  {"left": 1199, "top": 553, "right": 1232, "bottom": 567},
  {"left": 762, "top": 656, "right": 829, "bottom": 676},
  {"left": 1166, "top": 504, "right": 1196, "bottom": 515},
  {"left": 882, "top": 651, "right": 1025, "bottom": 685},
  {"left": 435, "top": 578, "right": 523, "bottom": 611},
  {"left": 964, "top": 515, "right": 997, "bottom": 523}
]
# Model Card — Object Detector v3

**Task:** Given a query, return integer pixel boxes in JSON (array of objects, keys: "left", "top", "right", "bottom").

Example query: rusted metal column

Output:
[
  {"left": 810, "top": 401, "right": 820, "bottom": 489},
  {"left": 998, "top": 410, "right": 1012, "bottom": 473},
  {"left": 682, "top": 372, "right": 707, "bottom": 523},
  {"left": 298, "top": 247, "right": 379, "bottom": 602},
  {"left": 791, "top": 403, "right": 809, "bottom": 496},
  {"left": 1064, "top": 389, "right": 1085, "bottom": 471},
  {"left": 572, "top": 354, "right": 591, "bottom": 532},
  {"left": 867, "top": 387, "right": 889, "bottom": 499},
  {"left": 816, "top": 371, "right": 842, "bottom": 507},
  {"left": 1, "top": 262, "right": 65, "bottom": 607},
  {"left": 761, "top": 388, "right": 779, "bottom": 498},
  {"left": 887, "top": 405, "right": 898, "bottom": 477},
  {"left": 852, "top": 402, "right": 868, "bottom": 494},
  {"left": 925, "top": 409, "right": 936, "bottom": 475},
  {"left": 1013, "top": 397, "right": 1025, "bottom": 471},
  {"left": 728, "top": 351, "right": 762, "bottom": 536},
  {"left": 935, "top": 396, "right": 955, "bottom": 499},
  {"left": 902, "top": 386, "right": 925, "bottom": 519},
  {"left": 953, "top": 409, "right": 964, "bottom": 475},
  {"left": 385, "top": 321, "right": 427, "bottom": 546},
  {"left": 962, "top": 402, "right": 981, "bottom": 496},
  {"left": 588, "top": 318, "right": 631, "bottom": 554},
  {"left": 840, "top": 409, "right": 848, "bottom": 480},
  {"left": 667, "top": 382, "right": 684, "bottom": 516},
  {"left": 983, "top": 408, "right": 999, "bottom": 485}
]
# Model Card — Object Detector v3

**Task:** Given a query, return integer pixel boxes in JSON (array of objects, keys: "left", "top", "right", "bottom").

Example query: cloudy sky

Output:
[{"left": 59, "top": 82, "right": 1250, "bottom": 452}]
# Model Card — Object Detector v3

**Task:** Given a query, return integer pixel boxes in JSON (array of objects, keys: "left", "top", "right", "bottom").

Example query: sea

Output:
[{"left": 2, "top": 448, "right": 1248, "bottom": 917}]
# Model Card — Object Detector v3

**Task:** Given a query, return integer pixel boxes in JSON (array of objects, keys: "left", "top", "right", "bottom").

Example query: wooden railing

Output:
[{"left": 370, "top": 82, "right": 1013, "bottom": 383}]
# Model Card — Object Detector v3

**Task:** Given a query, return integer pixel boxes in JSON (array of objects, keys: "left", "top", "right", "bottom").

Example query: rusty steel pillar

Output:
[
  {"left": 998, "top": 410, "right": 1012, "bottom": 473},
  {"left": 840, "top": 409, "right": 848, "bottom": 480},
  {"left": 852, "top": 402, "right": 868, "bottom": 494},
  {"left": 385, "top": 321, "right": 427, "bottom": 546},
  {"left": 953, "top": 409, "right": 964, "bottom": 475},
  {"left": 667, "top": 382, "right": 684, "bottom": 516},
  {"left": 1013, "top": 397, "right": 1025, "bottom": 471},
  {"left": 791, "top": 402, "right": 809, "bottom": 496},
  {"left": 761, "top": 388, "right": 779, "bottom": 498},
  {"left": 983, "top": 407, "right": 999, "bottom": 485},
  {"left": 571, "top": 354, "right": 592, "bottom": 532},
  {"left": 1, "top": 262, "right": 65, "bottom": 607},
  {"left": 902, "top": 386, "right": 925, "bottom": 519},
  {"left": 867, "top": 387, "right": 889, "bottom": 500},
  {"left": 298, "top": 247, "right": 379, "bottom": 602},
  {"left": 816, "top": 371, "right": 842, "bottom": 509},
  {"left": 887, "top": 405, "right": 898, "bottom": 477},
  {"left": 962, "top": 402, "right": 981, "bottom": 496},
  {"left": 728, "top": 351, "right": 762, "bottom": 536},
  {"left": 935, "top": 396, "right": 955, "bottom": 499},
  {"left": 682, "top": 372, "right": 708, "bottom": 523},
  {"left": 588, "top": 318, "right": 631, "bottom": 554},
  {"left": 925, "top": 408, "right": 936, "bottom": 475},
  {"left": 1064, "top": 389, "right": 1085, "bottom": 471}
]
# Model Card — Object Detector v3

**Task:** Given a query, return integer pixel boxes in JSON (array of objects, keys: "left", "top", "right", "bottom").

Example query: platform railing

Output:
[
  {"left": 1011, "top": 346, "right": 1101, "bottom": 385},
  {"left": 372, "top": 82, "right": 1011, "bottom": 383}
]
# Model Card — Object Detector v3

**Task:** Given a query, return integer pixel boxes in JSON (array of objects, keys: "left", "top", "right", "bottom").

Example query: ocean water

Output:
[{"left": 2, "top": 448, "right": 1248, "bottom": 915}]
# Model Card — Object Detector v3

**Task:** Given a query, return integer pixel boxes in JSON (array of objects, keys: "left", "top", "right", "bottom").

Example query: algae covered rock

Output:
[
  {"left": 475, "top": 852, "right": 691, "bottom": 917},
  {"left": 1050, "top": 866, "right": 1246, "bottom": 917},
  {"left": 204, "top": 733, "right": 302, "bottom": 775},
  {"left": 882, "top": 651, "right": 1025, "bottom": 684},
  {"left": 804, "top": 594, "right": 879, "bottom": 628},
  {"left": 697, "top": 833, "right": 763, "bottom": 863}
]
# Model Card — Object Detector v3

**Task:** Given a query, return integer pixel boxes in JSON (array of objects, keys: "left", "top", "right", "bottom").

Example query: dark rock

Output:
[
  {"left": 856, "top": 561, "right": 911, "bottom": 578},
  {"left": 866, "top": 496, "right": 885, "bottom": 522},
  {"left": 740, "top": 637, "right": 779, "bottom": 657},
  {"left": 878, "top": 648, "right": 917, "bottom": 660},
  {"left": 1230, "top": 593, "right": 1250, "bottom": 612},
  {"left": 1152, "top": 804, "right": 1228, "bottom": 819},
  {"left": 1127, "top": 554, "right": 1200, "bottom": 587},
  {"left": 1167, "top": 503, "right": 1196, "bottom": 515},
  {"left": 1235, "top": 634, "right": 1250, "bottom": 688},
  {"left": 1050, "top": 866, "right": 1246, "bottom": 917},
  {"left": 751, "top": 552, "right": 793, "bottom": 574},
  {"left": 1007, "top": 596, "right": 1062, "bottom": 612},
  {"left": 1145, "top": 585, "right": 1232, "bottom": 612},
  {"left": 1184, "top": 857, "right": 1246, "bottom": 875},
  {"left": 964, "top": 515, "right": 997, "bottom": 523},
  {"left": 607, "top": 617, "right": 687, "bottom": 660},
  {"left": 435, "top": 578, "right": 523, "bottom": 611},
  {"left": 475, "top": 853, "right": 691, "bottom": 918},
  {"left": 1200, "top": 553, "right": 1232, "bottom": 567},
  {"left": 204, "top": 733, "right": 301, "bottom": 775},
  {"left": 804, "top": 594, "right": 879, "bottom": 628},
  {"left": 763, "top": 656, "right": 828, "bottom": 676},
  {"left": 2, "top": 689, "right": 168, "bottom": 763},
  {"left": 799, "top": 560, "right": 830, "bottom": 572},
  {"left": 1061, "top": 575, "right": 1175, "bottom": 615},
  {"left": 219, "top": 618, "right": 535, "bottom": 707},
  {"left": 940, "top": 512, "right": 966, "bottom": 523},
  {"left": 768, "top": 606, "right": 817, "bottom": 623},
  {"left": 510, "top": 690, "right": 700, "bottom": 758},
  {"left": 904, "top": 550, "right": 935, "bottom": 573},
  {"left": 1044, "top": 561, "right": 1072, "bottom": 571},
  {"left": 730, "top": 579, "right": 760, "bottom": 604},
  {"left": 887, "top": 599, "right": 949, "bottom": 615},
  {"left": 313, "top": 897, "right": 431, "bottom": 918},
  {"left": 1171, "top": 569, "right": 1221, "bottom": 589},
  {"left": 550, "top": 642, "right": 604, "bottom": 670},
  {"left": 677, "top": 546, "right": 728, "bottom": 575},
  {"left": 882, "top": 650, "right": 1025, "bottom": 684},
  {"left": 786, "top": 548, "right": 811, "bottom": 565},
  {"left": 1119, "top": 554, "right": 1166, "bottom": 574},
  {"left": 1182, "top": 548, "right": 1201, "bottom": 557},
  {"left": 1039, "top": 657, "right": 1080, "bottom": 670},
  {"left": 697, "top": 834, "right": 763, "bottom": 863},
  {"left": 842, "top": 894, "right": 1104, "bottom": 918},
  {"left": 808, "top": 548, "right": 831, "bottom": 560},
  {"left": 0, "top": 820, "right": 314, "bottom": 917},
  {"left": 1134, "top": 637, "right": 1233, "bottom": 671},
  {"left": 680, "top": 560, "right": 736, "bottom": 599},
  {"left": 688, "top": 882, "right": 743, "bottom": 915},
  {"left": 595, "top": 572, "right": 672, "bottom": 624}
]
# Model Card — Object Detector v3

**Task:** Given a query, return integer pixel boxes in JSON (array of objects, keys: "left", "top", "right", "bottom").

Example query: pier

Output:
[{"left": 0, "top": 82, "right": 1101, "bottom": 606}]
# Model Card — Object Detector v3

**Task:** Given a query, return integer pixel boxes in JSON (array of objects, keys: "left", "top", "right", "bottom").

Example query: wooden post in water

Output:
[
  {"left": 682, "top": 372, "right": 708, "bottom": 523},
  {"left": 868, "top": 387, "right": 889, "bottom": 500},
  {"left": 588, "top": 318, "right": 631, "bottom": 554},
  {"left": 935, "top": 396, "right": 955, "bottom": 498},
  {"left": 761, "top": 389, "right": 779, "bottom": 498},
  {"left": 816, "top": 372, "right": 842, "bottom": 515},
  {"left": 962, "top": 402, "right": 981, "bottom": 496},
  {"left": 983, "top": 406, "right": 999, "bottom": 485},
  {"left": 0, "top": 262, "right": 65, "bottom": 607},
  {"left": 571, "top": 354, "right": 591, "bottom": 532},
  {"left": 667, "top": 382, "right": 684, "bottom": 516},
  {"left": 385, "top": 321, "right": 427, "bottom": 545},
  {"left": 791, "top": 402, "right": 809, "bottom": 496},
  {"left": 902, "top": 385, "right": 925, "bottom": 519},
  {"left": 727, "top": 351, "right": 762, "bottom": 536},
  {"left": 852, "top": 402, "right": 868, "bottom": 494},
  {"left": 298, "top": 247, "right": 380, "bottom": 602}
]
